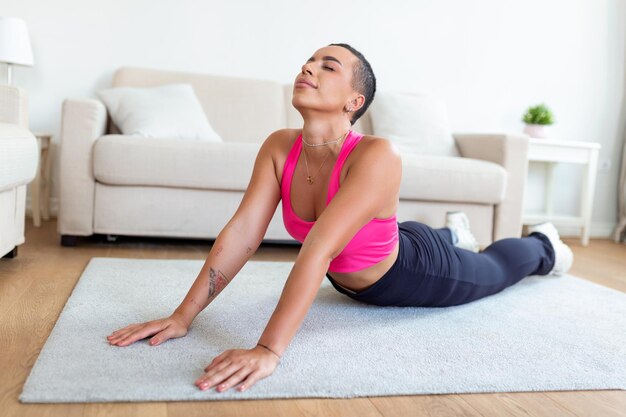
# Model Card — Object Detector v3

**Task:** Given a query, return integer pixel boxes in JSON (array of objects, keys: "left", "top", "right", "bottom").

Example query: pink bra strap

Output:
[{"left": 327, "top": 130, "right": 363, "bottom": 200}]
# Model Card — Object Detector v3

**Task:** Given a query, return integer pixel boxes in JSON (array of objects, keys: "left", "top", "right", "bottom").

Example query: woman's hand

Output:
[
  {"left": 107, "top": 314, "right": 189, "bottom": 347},
  {"left": 195, "top": 345, "right": 280, "bottom": 393}
]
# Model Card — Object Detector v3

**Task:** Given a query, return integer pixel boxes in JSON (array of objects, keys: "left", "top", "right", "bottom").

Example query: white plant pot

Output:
[{"left": 523, "top": 124, "right": 550, "bottom": 138}]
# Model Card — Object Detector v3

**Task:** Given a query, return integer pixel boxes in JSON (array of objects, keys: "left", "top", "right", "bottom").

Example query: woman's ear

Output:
[{"left": 351, "top": 95, "right": 365, "bottom": 113}]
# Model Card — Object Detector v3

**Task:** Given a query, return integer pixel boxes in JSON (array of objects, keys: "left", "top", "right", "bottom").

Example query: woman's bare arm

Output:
[
  {"left": 172, "top": 219, "right": 259, "bottom": 327},
  {"left": 108, "top": 130, "right": 283, "bottom": 346},
  {"left": 256, "top": 249, "right": 331, "bottom": 356},
  {"left": 192, "top": 138, "right": 400, "bottom": 392},
  {"left": 173, "top": 132, "right": 285, "bottom": 327},
  {"left": 255, "top": 139, "right": 401, "bottom": 356}
]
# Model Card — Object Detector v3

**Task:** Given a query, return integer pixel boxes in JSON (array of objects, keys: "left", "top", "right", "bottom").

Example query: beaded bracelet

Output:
[{"left": 256, "top": 342, "right": 281, "bottom": 360}]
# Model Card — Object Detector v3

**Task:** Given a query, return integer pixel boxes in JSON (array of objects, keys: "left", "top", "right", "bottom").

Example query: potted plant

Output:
[{"left": 522, "top": 103, "right": 554, "bottom": 138}]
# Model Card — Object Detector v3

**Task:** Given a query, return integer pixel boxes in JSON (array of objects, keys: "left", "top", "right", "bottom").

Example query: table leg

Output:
[
  {"left": 545, "top": 162, "right": 556, "bottom": 216},
  {"left": 31, "top": 138, "right": 42, "bottom": 227},
  {"left": 41, "top": 146, "right": 52, "bottom": 220},
  {"left": 580, "top": 149, "right": 599, "bottom": 246}
]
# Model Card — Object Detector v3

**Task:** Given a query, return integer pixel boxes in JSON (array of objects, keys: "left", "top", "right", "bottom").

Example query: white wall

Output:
[{"left": 3, "top": 0, "right": 625, "bottom": 238}]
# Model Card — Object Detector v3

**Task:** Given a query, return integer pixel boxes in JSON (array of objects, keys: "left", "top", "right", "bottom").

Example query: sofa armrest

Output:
[
  {"left": 0, "top": 85, "right": 28, "bottom": 128},
  {"left": 0, "top": 124, "right": 38, "bottom": 192},
  {"left": 453, "top": 132, "right": 530, "bottom": 241},
  {"left": 57, "top": 98, "right": 107, "bottom": 236}
]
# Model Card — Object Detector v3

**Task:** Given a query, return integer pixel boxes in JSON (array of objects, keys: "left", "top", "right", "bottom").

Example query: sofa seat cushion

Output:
[
  {"left": 399, "top": 154, "right": 507, "bottom": 204},
  {"left": 94, "top": 135, "right": 506, "bottom": 204},
  {"left": 93, "top": 135, "right": 259, "bottom": 191},
  {"left": 0, "top": 123, "right": 39, "bottom": 192}
]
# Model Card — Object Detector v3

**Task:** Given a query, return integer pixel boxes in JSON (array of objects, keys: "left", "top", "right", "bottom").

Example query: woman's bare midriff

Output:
[
  {"left": 274, "top": 128, "right": 401, "bottom": 294},
  {"left": 326, "top": 239, "right": 399, "bottom": 292}
]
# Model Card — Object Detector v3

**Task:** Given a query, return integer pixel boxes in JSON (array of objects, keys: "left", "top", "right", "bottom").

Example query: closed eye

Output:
[{"left": 323, "top": 66, "right": 335, "bottom": 71}]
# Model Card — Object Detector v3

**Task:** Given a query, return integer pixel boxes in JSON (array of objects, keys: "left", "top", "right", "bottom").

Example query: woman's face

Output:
[{"left": 292, "top": 45, "right": 362, "bottom": 118}]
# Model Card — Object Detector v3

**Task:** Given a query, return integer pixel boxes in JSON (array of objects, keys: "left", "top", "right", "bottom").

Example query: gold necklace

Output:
[
  {"left": 302, "top": 147, "right": 332, "bottom": 185},
  {"left": 301, "top": 131, "right": 347, "bottom": 185},
  {"left": 302, "top": 130, "right": 348, "bottom": 147}
]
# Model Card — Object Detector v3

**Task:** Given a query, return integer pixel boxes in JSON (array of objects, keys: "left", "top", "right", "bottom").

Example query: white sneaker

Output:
[
  {"left": 526, "top": 222, "right": 574, "bottom": 276},
  {"left": 445, "top": 211, "right": 480, "bottom": 253}
]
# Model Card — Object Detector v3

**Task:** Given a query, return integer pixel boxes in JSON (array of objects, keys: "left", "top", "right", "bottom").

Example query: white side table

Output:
[
  {"left": 29, "top": 132, "right": 53, "bottom": 227},
  {"left": 522, "top": 138, "right": 601, "bottom": 246}
]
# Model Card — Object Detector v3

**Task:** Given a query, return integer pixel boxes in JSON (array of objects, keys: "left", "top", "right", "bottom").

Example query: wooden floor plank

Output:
[
  {"left": 167, "top": 399, "right": 306, "bottom": 417},
  {"left": 370, "top": 394, "right": 485, "bottom": 417},
  {"left": 84, "top": 402, "right": 168, "bottom": 417},
  {"left": 546, "top": 390, "right": 626, "bottom": 417},
  {"left": 0, "top": 219, "right": 623, "bottom": 417},
  {"left": 294, "top": 398, "right": 386, "bottom": 417},
  {"left": 167, "top": 397, "right": 384, "bottom": 417},
  {"left": 0, "top": 260, "right": 86, "bottom": 417},
  {"left": 458, "top": 392, "right": 577, "bottom": 417}
]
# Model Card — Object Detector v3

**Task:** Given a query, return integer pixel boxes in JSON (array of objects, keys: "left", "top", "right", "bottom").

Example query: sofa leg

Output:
[
  {"left": 2, "top": 246, "right": 18, "bottom": 259},
  {"left": 61, "top": 235, "right": 79, "bottom": 247}
]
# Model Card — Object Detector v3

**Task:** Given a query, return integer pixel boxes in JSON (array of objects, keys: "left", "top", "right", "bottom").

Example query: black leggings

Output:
[{"left": 325, "top": 220, "right": 556, "bottom": 307}]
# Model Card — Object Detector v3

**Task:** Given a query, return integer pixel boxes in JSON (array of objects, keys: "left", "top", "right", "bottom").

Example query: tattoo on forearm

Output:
[
  {"left": 208, "top": 267, "right": 230, "bottom": 300},
  {"left": 246, "top": 246, "right": 252, "bottom": 254},
  {"left": 214, "top": 245, "right": 223, "bottom": 257}
]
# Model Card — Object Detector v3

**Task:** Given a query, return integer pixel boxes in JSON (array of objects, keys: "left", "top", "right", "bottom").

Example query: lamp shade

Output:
[{"left": 0, "top": 16, "right": 34, "bottom": 66}]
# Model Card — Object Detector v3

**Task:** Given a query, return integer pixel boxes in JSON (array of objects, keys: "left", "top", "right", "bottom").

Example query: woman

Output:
[{"left": 107, "top": 43, "right": 574, "bottom": 393}]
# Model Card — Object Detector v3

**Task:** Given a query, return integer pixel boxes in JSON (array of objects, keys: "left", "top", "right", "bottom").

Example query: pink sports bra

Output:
[{"left": 280, "top": 129, "right": 399, "bottom": 273}]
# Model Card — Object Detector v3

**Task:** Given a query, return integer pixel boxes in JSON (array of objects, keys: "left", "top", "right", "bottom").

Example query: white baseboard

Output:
[
  {"left": 27, "top": 197, "right": 619, "bottom": 240},
  {"left": 552, "top": 222, "right": 618, "bottom": 240}
]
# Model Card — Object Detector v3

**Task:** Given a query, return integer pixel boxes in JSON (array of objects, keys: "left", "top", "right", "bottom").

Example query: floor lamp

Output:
[{"left": 0, "top": 16, "right": 34, "bottom": 85}]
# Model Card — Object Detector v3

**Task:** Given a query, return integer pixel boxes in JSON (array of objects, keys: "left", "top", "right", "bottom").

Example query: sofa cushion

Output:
[
  {"left": 94, "top": 134, "right": 506, "bottom": 204},
  {"left": 112, "top": 67, "right": 287, "bottom": 144},
  {"left": 369, "top": 90, "right": 461, "bottom": 157},
  {"left": 93, "top": 135, "right": 259, "bottom": 191},
  {"left": 96, "top": 84, "right": 222, "bottom": 142},
  {"left": 399, "top": 154, "right": 507, "bottom": 204}
]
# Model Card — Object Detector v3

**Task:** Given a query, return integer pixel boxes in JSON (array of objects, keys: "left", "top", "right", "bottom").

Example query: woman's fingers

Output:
[
  {"left": 214, "top": 367, "right": 253, "bottom": 392},
  {"left": 149, "top": 328, "right": 168, "bottom": 346},
  {"left": 196, "top": 361, "right": 239, "bottom": 390},
  {"left": 204, "top": 352, "right": 228, "bottom": 372},
  {"left": 107, "top": 317, "right": 189, "bottom": 347},
  {"left": 107, "top": 323, "right": 139, "bottom": 338},
  {"left": 110, "top": 321, "right": 165, "bottom": 346},
  {"left": 235, "top": 370, "right": 262, "bottom": 392},
  {"left": 108, "top": 325, "right": 142, "bottom": 341},
  {"left": 117, "top": 326, "right": 159, "bottom": 346},
  {"left": 199, "top": 364, "right": 241, "bottom": 390},
  {"left": 204, "top": 350, "right": 232, "bottom": 372},
  {"left": 108, "top": 324, "right": 145, "bottom": 343},
  {"left": 108, "top": 322, "right": 147, "bottom": 340},
  {"left": 149, "top": 325, "right": 178, "bottom": 346},
  {"left": 193, "top": 348, "right": 279, "bottom": 393},
  {"left": 108, "top": 326, "right": 131, "bottom": 337},
  {"left": 204, "top": 359, "right": 233, "bottom": 379}
]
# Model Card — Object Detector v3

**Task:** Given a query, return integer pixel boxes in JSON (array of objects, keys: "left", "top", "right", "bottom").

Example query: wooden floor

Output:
[{"left": 1, "top": 219, "right": 625, "bottom": 417}]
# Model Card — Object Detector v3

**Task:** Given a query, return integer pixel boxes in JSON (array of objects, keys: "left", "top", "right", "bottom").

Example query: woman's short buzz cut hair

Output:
[{"left": 328, "top": 43, "right": 376, "bottom": 126}]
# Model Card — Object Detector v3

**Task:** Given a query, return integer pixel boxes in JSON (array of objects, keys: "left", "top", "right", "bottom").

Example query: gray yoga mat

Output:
[{"left": 19, "top": 257, "right": 626, "bottom": 403}]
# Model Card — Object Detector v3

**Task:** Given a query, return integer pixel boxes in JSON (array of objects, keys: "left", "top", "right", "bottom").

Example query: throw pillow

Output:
[
  {"left": 96, "top": 84, "right": 222, "bottom": 142},
  {"left": 368, "top": 90, "right": 460, "bottom": 157}
]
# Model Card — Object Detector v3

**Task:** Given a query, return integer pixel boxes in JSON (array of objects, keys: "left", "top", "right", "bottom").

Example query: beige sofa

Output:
[
  {"left": 57, "top": 67, "right": 530, "bottom": 248},
  {"left": 0, "top": 85, "right": 39, "bottom": 258}
]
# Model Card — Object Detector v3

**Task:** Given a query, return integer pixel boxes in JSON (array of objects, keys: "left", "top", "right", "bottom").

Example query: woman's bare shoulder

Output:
[
  {"left": 264, "top": 128, "right": 301, "bottom": 152},
  {"left": 357, "top": 134, "right": 402, "bottom": 159}
]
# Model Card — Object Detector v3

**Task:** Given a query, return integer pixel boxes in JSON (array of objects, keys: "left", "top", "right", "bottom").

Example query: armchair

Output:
[{"left": 0, "top": 85, "right": 39, "bottom": 259}]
